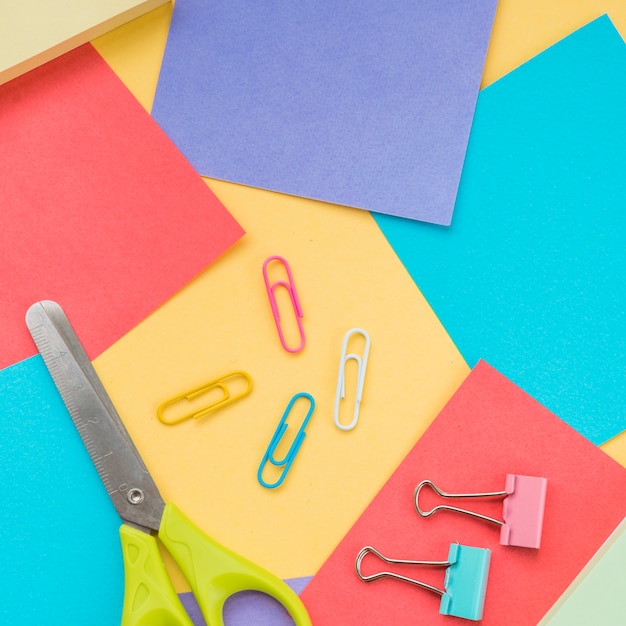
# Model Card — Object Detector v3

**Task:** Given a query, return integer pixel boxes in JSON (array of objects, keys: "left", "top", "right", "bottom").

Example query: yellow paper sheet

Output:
[
  {"left": 0, "top": 0, "right": 170, "bottom": 86},
  {"left": 91, "top": 0, "right": 469, "bottom": 590},
  {"left": 94, "top": 181, "right": 469, "bottom": 583}
]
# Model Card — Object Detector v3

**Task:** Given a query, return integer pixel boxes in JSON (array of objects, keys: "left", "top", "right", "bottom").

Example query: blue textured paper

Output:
[
  {"left": 0, "top": 355, "right": 123, "bottom": 625},
  {"left": 152, "top": 0, "right": 497, "bottom": 225},
  {"left": 374, "top": 15, "right": 626, "bottom": 445}
]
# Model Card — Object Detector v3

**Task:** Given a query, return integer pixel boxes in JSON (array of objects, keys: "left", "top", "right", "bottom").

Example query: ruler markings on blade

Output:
[
  {"left": 28, "top": 319, "right": 118, "bottom": 495},
  {"left": 26, "top": 301, "right": 165, "bottom": 530}
]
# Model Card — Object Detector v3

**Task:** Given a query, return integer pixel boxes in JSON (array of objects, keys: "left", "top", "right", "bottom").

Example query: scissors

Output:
[{"left": 26, "top": 300, "right": 312, "bottom": 626}]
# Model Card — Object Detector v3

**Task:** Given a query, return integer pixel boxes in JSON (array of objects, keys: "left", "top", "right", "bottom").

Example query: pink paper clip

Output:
[
  {"left": 414, "top": 474, "right": 547, "bottom": 549},
  {"left": 262, "top": 255, "right": 305, "bottom": 353}
]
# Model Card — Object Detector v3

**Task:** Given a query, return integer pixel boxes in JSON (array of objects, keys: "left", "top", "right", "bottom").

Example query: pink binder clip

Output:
[
  {"left": 262, "top": 255, "right": 305, "bottom": 353},
  {"left": 415, "top": 474, "right": 547, "bottom": 549}
]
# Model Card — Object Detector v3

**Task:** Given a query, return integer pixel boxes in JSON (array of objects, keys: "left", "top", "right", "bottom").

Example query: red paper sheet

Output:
[
  {"left": 301, "top": 361, "right": 626, "bottom": 625},
  {"left": 0, "top": 44, "right": 243, "bottom": 369}
]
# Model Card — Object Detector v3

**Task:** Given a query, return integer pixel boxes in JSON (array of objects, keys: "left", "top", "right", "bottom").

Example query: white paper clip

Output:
[{"left": 334, "top": 328, "right": 370, "bottom": 431}]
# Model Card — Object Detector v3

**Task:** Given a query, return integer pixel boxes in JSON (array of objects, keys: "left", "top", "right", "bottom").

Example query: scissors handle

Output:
[
  {"left": 120, "top": 524, "right": 193, "bottom": 626},
  {"left": 159, "top": 502, "right": 312, "bottom": 626}
]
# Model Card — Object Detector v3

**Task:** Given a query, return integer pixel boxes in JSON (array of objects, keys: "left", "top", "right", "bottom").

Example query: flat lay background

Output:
[{"left": 1, "top": 0, "right": 625, "bottom": 624}]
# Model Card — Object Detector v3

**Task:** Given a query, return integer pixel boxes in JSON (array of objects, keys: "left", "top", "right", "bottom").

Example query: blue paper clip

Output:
[
  {"left": 258, "top": 392, "right": 315, "bottom": 489},
  {"left": 355, "top": 543, "right": 491, "bottom": 621},
  {"left": 262, "top": 255, "right": 305, "bottom": 353},
  {"left": 334, "top": 328, "right": 370, "bottom": 431}
]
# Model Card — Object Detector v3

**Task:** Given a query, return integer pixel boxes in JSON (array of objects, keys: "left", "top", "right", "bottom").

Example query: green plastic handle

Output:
[
  {"left": 158, "top": 502, "right": 313, "bottom": 626},
  {"left": 119, "top": 524, "right": 193, "bottom": 626}
]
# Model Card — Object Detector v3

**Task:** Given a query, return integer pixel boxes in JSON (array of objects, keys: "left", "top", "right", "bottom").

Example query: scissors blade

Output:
[{"left": 26, "top": 300, "right": 164, "bottom": 532}]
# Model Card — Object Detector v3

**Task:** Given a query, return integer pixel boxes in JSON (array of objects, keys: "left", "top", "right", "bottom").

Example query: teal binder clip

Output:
[
  {"left": 355, "top": 543, "right": 491, "bottom": 621},
  {"left": 441, "top": 544, "right": 491, "bottom": 620}
]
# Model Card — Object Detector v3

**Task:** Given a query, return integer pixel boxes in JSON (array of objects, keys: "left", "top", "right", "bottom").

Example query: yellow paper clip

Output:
[
  {"left": 262, "top": 255, "right": 305, "bottom": 353},
  {"left": 334, "top": 328, "right": 370, "bottom": 431},
  {"left": 157, "top": 370, "right": 253, "bottom": 425},
  {"left": 258, "top": 392, "right": 315, "bottom": 488}
]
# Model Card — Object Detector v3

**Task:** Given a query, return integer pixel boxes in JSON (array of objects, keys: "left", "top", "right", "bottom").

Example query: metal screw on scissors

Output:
[{"left": 26, "top": 300, "right": 312, "bottom": 626}]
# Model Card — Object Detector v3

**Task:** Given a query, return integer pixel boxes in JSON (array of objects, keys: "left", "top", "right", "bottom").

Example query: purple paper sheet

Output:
[
  {"left": 152, "top": 1, "right": 497, "bottom": 225},
  {"left": 179, "top": 577, "right": 312, "bottom": 625}
]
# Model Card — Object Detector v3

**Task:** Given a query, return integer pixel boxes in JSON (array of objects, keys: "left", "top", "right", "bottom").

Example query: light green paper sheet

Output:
[{"left": 541, "top": 518, "right": 626, "bottom": 625}]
